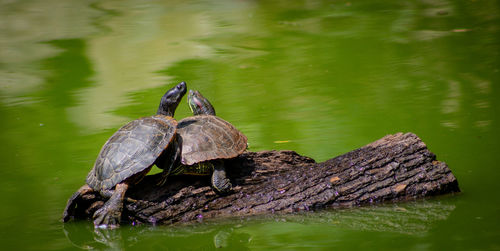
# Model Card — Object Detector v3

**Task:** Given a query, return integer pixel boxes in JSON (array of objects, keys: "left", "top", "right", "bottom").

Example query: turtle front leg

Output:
[
  {"left": 93, "top": 182, "right": 128, "bottom": 229},
  {"left": 211, "top": 161, "right": 232, "bottom": 194}
]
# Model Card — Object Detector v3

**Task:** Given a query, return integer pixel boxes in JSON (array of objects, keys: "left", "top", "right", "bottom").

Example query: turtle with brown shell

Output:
[{"left": 167, "top": 90, "right": 247, "bottom": 194}]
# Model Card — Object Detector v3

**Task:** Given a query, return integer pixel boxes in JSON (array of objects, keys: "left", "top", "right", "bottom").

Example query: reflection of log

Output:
[
  {"left": 63, "top": 200, "right": 456, "bottom": 249},
  {"left": 312, "top": 200, "right": 456, "bottom": 235},
  {"left": 64, "top": 132, "right": 460, "bottom": 225}
]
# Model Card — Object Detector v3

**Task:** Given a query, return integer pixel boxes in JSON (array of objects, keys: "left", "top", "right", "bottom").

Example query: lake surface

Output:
[{"left": 1, "top": 0, "right": 499, "bottom": 250}]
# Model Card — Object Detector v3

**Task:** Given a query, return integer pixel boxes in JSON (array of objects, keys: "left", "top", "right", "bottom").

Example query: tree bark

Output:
[{"left": 64, "top": 132, "right": 460, "bottom": 225}]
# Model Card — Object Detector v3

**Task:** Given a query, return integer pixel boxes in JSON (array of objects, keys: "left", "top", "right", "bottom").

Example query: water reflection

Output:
[
  {"left": 63, "top": 222, "right": 252, "bottom": 250},
  {"left": 63, "top": 199, "right": 455, "bottom": 249},
  {"left": 0, "top": 0, "right": 100, "bottom": 104},
  {"left": 1, "top": 0, "right": 496, "bottom": 140},
  {"left": 71, "top": 1, "right": 221, "bottom": 132},
  {"left": 63, "top": 222, "right": 111, "bottom": 250}
]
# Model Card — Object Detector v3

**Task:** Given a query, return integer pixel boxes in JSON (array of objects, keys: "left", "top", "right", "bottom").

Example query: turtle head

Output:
[
  {"left": 188, "top": 90, "right": 216, "bottom": 116},
  {"left": 157, "top": 81, "right": 187, "bottom": 116}
]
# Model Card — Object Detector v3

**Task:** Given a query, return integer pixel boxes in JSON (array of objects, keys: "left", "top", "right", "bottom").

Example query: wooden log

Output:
[{"left": 63, "top": 132, "right": 460, "bottom": 225}]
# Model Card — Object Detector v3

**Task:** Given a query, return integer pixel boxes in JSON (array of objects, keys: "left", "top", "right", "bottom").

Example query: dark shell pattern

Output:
[
  {"left": 177, "top": 115, "right": 247, "bottom": 166},
  {"left": 86, "top": 115, "right": 177, "bottom": 191}
]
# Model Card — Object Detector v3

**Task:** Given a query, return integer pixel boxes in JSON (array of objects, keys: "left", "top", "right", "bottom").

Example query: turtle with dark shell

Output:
[
  {"left": 63, "top": 82, "right": 186, "bottom": 228},
  {"left": 168, "top": 90, "right": 247, "bottom": 193}
]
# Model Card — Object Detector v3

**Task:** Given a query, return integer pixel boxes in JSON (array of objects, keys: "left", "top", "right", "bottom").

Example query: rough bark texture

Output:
[{"left": 64, "top": 132, "right": 460, "bottom": 225}]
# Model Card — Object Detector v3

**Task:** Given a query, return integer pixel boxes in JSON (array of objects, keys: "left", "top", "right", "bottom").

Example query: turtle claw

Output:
[
  {"left": 213, "top": 178, "right": 232, "bottom": 194},
  {"left": 93, "top": 205, "right": 121, "bottom": 229},
  {"left": 211, "top": 163, "right": 232, "bottom": 194},
  {"left": 92, "top": 184, "right": 127, "bottom": 229}
]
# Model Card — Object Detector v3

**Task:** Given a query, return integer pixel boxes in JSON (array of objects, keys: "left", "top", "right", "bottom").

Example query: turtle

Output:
[
  {"left": 167, "top": 90, "right": 247, "bottom": 194},
  {"left": 63, "top": 81, "right": 187, "bottom": 228}
]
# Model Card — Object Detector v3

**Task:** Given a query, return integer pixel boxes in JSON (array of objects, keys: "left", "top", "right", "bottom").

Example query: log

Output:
[{"left": 63, "top": 132, "right": 460, "bottom": 225}]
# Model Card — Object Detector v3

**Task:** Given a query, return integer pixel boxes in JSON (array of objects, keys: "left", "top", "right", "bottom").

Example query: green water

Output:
[{"left": 1, "top": 0, "right": 499, "bottom": 250}]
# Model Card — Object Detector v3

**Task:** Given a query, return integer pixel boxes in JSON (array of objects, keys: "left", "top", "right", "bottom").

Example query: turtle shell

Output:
[
  {"left": 177, "top": 115, "right": 247, "bottom": 166},
  {"left": 86, "top": 115, "right": 177, "bottom": 191}
]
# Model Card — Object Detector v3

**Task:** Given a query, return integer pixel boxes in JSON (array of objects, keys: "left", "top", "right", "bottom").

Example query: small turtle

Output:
[
  {"left": 63, "top": 82, "right": 187, "bottom": 228},
  {"left": 168, "top": 90, "right": 247, "bottom": 193}
]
